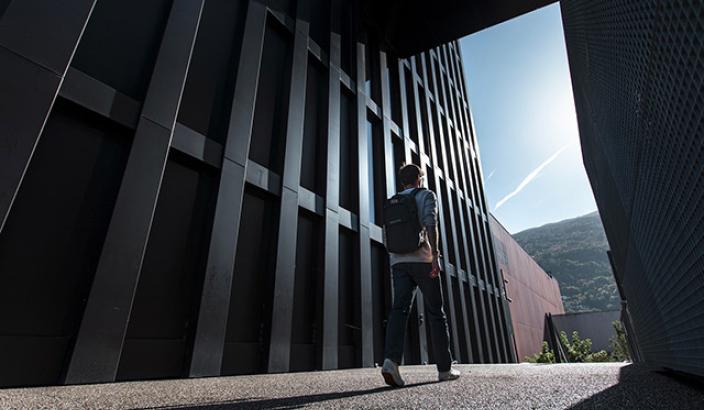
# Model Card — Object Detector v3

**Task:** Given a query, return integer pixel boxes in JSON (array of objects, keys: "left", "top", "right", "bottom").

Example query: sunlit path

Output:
[{"left": 2, "top": 363, "right": 702, "bottom": 409}]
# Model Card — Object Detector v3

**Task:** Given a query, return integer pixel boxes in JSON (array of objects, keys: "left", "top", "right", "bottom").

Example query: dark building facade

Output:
[
  {"left": 561, "top": 0, "right": 704, "bottom": 377},
  {"left": 490, "top": 215, "right": 565, "bottom": 361},
  {"left": 0, "top": 0, "right": 517, "bottom": 387}
]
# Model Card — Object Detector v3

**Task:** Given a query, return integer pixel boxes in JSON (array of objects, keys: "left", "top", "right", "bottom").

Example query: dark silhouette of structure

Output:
[{"left": 0, "top": 0, "right": 560, "bottom": 387}]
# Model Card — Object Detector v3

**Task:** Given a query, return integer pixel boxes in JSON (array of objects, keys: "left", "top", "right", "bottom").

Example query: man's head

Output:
[{"left": 398, "top": 164, "right": 424, "bottom": 189}]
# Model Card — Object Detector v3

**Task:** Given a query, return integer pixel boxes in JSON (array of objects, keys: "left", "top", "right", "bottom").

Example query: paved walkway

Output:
[{"left": 1, "top": 363, "right": 703, "bottom": 409}]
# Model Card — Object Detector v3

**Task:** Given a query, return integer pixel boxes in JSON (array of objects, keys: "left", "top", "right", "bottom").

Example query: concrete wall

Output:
[
  {"left": 550, "top": 310, "right": 620, "bottom": 353},
  {"left": 490, "top": 215, "right": 564, "bottom": 361}
]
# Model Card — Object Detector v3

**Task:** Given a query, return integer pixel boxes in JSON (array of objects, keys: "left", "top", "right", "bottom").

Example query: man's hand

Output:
[
  {"left": 430, "top": 254, "right": 441, "bottom": 278},
  {"left": 428, "top": 225, "right": 441, "bottom": 278}
]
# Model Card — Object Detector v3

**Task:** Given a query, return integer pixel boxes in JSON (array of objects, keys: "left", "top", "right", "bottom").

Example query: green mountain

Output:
[{"left": 512, "top": 211, "right": 619, "bottom": 313}]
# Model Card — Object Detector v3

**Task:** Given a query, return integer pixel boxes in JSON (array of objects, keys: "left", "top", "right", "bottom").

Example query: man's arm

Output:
[
  {"left": 427, "top": 225, "right": 441, "bottom": 270},
  {"left": 422, "top": 191, "right": 442, "bottom": 272}
]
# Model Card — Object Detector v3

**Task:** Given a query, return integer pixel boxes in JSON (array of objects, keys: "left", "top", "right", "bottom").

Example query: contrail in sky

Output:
[
  {"left": 487, "top": 169, "right": 496, "bottom": 181},
  {"left": 494, "top": 145, "right": 569, "bottom": 211}
]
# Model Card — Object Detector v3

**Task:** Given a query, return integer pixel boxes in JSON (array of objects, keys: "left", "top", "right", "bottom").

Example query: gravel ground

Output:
[{"left": 1, "top": 363, "right": 703, "bottom": 409}]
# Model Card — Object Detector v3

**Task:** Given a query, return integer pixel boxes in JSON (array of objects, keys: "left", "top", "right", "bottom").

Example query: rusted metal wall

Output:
[{"left": 489, "top": 215, "right": 564, "bottom": 361}]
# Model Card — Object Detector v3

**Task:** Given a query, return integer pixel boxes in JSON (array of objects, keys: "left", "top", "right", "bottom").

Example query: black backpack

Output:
[{"left": 383, "top": 188, "right": 424, "bottom": 253}]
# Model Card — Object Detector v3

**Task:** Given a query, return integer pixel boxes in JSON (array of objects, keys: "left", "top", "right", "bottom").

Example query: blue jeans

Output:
[{"left": 384, "top": 262, "right": 453, "bottom": 372}]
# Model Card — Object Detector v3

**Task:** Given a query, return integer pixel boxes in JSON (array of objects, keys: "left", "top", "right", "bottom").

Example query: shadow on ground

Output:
[
  {"left": 569, "top": 364, "right": 704, "bottom": 409},
  {"left": 159, "top": 381, "right": 437, "bottom": 409}
]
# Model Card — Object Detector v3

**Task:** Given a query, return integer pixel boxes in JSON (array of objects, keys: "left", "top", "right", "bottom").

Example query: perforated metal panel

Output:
[{"left": 562, "top": 0, "right": 704, "bottom": 377}]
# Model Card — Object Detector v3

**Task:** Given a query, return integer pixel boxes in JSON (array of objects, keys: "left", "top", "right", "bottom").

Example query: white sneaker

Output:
[
  {"left": 381, "top": 359, "right": 405, "bottom": 387},
  {"left": 438, "top": 367, "right": 461, "bottom": 382}
]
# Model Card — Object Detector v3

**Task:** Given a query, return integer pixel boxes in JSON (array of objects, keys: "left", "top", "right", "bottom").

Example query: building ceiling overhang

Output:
[{"left": 363, "top": 0, "right": 558, "bottom": 57}]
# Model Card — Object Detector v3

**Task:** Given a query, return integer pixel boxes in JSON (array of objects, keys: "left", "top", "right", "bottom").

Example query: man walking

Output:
[{"left": 381, "top": 164, "right": 460, "bottom": 387}]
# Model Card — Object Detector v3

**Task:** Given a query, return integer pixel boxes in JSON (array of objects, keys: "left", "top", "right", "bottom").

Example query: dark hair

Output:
[{"left": 398, "top": 164, "right": 423, "bottom": 187}]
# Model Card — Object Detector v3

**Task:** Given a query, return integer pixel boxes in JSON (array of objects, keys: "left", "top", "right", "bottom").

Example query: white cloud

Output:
[{"left": 494, "top": 145, "right": 569, "bottom": 211}]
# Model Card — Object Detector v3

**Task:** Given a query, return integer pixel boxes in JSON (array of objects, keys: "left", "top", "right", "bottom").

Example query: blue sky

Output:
[{"left": 458, "top": 3, "right": 597, "bottom": 234}]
